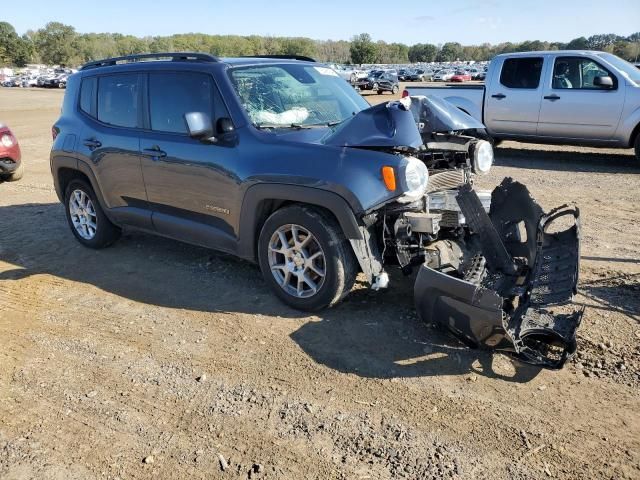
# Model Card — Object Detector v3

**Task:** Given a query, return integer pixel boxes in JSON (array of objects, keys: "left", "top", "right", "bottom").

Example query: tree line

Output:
[{"left": 1, "top": 21, "right": 639, "bottom": 68}]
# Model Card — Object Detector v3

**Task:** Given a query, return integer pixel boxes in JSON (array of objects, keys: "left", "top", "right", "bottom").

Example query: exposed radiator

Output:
[{"left": 427, "top": 169, "right": 467, "bottom": 193}]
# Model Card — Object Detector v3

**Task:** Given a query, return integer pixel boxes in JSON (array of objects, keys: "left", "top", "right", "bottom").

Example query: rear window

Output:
[
  {"left": 148, "top": 72, "right": 213, "bottom": 134},
  {"left": 79, "top": 77, "right": 97, "bottom": 117},
  {"left": 97, "top": 74, "right": 139, "bottom": 128},
  {"left": 500, "top": 57, "right": 543, "bottom": 89}
]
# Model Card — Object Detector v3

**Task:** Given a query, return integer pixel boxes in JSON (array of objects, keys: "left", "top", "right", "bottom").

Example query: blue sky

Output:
[{"left": 5, "top": 0, "right": 640, "bottom": 45}]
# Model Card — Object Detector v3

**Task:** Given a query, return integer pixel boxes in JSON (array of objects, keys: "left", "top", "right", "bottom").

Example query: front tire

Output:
[
  {"left": 634, "top": 134, "right": 640, "bottom": 161},
  {"left": 391, "top": 85, "right": 399, "bottom": 94},
  {"left": 258, "top": 205, "right": 357, "bottom": 311},
  {"left": 64, "top": 179, "right": 121, "bottom": 249},
  {"left": 6, "top": 162, "right": 23, "bottom": 182}
]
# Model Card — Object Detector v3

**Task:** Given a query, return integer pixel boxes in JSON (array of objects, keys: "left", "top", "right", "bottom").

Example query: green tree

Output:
[
  {"left": 0, "top": 22, "right": 32, "bottom": 66},
  {"left": 408, "top": 43, "right": 437, "bottom": 63},
  {"left": 35, "top": 22, "right": 78, "bottom": 65},
  {"left": 350, "top": 33, "right": 376, "bottom": 64},
  {"left": 438, "top": 42, "right": 462, "bottom": 62},
  {"left": 566, "top": 37, "right": 588, "bottom": 50}
]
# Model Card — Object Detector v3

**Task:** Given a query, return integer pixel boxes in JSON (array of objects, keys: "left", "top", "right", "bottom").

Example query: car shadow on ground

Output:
[
  {"left": 495, "top": 146, "right": 639, "bottom": 174},
  {"left": 578, "top": 272, "right": 640, "bottom": 323},
  {"left": 0, "top": 202, "right": 540, "bottom": 383}
]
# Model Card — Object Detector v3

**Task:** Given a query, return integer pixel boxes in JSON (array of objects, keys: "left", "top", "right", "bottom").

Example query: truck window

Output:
[
  {"left": 148, "top": 72, "right": 214, "bottom": 134},
  {"left": 499, "top": 57, "right": 543, "bottom": 89},
  {"left": 552, "top": 57, "right": 615, "bottom": 90},
  {"left": 97, "top": 74, "right": 139, "bottom": 128}
]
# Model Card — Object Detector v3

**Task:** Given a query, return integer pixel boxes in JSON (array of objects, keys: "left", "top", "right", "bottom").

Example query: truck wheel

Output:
[
  {"left": 258, "top": 205, "right": 357, "bottom": 311},
  {"left": 635, "top": 134, "right": 640, "bottom": 161},
  {"left": 377, "top": 90, "right": 383, "bottom": 95},
  {"left": 392, "top": 85, "right": 399, "bottom": 94},
  {"left": 64, "top": 179, "right": 121, "bottom": 249}
]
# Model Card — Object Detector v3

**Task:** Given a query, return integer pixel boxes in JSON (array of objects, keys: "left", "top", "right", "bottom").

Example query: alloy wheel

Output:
[
  {"left": 268, "top": 224, "right": 326, "bottom": 298},
  {"left": 69, "top": 189, "right": 98, "bottom": 240}
]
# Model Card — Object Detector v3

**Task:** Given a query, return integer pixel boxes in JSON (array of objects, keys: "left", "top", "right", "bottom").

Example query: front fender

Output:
[{"left": 237, "top": 183, "right": 363, "bottom": 262}]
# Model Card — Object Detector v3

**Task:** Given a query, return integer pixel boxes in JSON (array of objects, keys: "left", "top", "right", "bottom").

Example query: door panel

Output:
[
  {"left": 484, "top": 56, "right": 546, "bottom": 135},
  {"left": 76, "top": 73, "right": 149, "bottom": 227},
  {"left": 537, "top": 56, "right": 624, "bottom": 140},
  {"left": 140, "top": 134, "right": 240, "bottom": 249},
  {"left": 140, "top": 71, "right": 241, "bottom": 251}
]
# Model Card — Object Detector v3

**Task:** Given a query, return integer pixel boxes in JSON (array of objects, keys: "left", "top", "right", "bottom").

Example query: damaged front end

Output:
[
  {"left": 415, "top": 179, "right": 582, "bottom": 369},
  {"left": 334, "top": 96, "right": 583, "bottom": 369}
]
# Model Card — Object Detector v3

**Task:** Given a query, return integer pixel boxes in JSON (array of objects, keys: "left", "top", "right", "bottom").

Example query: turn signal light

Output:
[{"left": 382, "top": 166, "right": 396, "bottom": 191}]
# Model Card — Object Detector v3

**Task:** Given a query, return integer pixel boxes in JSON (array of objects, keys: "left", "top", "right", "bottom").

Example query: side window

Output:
[
  {"left": 553, "top": 57, "right": 615, "bottom": 90},
  {"left": 499, "top": 57, "right": 543, "bottom": 89},
  {"left": 79, "top": 76, "right": 97, "bottom": 118},
  {"left": 149, "top": 72, "right": 213, "bottom": 134},
  {"left": 97, "top": 74, "right": 139, "bottom": 128}
]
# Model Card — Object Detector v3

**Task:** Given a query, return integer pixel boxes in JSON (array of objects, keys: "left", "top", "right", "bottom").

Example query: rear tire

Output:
[
  {"left": 64, "top": 179, "right": 121, "bottom": 249},
  {"left": 391, "top": 85, "right": 399, "bottom": 94},
  {"left": 634, "top": 133, "right": 640, "bottom": 161},
  {"left": 258, "top": 205, "right": 357, "bottom": 311}
]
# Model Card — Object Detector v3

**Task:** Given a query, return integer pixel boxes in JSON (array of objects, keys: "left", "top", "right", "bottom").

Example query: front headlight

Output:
[
  {"left": 472, "top": 140, "right": 493, "bottom": 175},
  {"left": 1, "top": 134, "right": 13, "bottom": 148},
  {"left": 397, "top": 156, "right": 428, "bottom": 203}
]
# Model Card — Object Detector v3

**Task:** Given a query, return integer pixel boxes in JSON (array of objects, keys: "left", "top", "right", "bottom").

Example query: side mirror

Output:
[
  {"left": 185, "top": 112, "right": 214, "bottom": 140},
  {"left": 593, "top": 75, "right": 614, "bottom": 88},
  {"left": 217, "top": 117, "right": 235, "bottom": 134}
]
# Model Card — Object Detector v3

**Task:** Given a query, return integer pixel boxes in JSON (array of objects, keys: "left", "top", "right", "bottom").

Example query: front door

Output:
[
  {"left": 140, "top": 71, "right": 240, "bottom": 253},
  {"left": 537, "top": 56, "right": 624, "bottom": 140},
  {"left": 484, "top": 56, "right": 546, "bottom": 136}
]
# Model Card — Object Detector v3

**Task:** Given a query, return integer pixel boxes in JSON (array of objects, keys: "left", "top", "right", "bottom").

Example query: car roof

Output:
[
  {"left": 494, "top": 50, "right": 605, "bottom": 58},
  {"left": 220, "top": 57, "right": 317, "bottom": 67}
]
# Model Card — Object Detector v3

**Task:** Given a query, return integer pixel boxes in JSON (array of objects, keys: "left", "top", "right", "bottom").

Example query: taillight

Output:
[
  {"left": 51, "top": 126, "right": 59, "bottom": 140},
  {"left": 401, "top": 90, "right": 409, "bottom": 98}
]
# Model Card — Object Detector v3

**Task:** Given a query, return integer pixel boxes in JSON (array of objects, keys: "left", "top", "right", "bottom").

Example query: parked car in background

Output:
[
  {"left": 433, "top": 70, "right": 454, "bottom": 81},
  {"left": 404, "top": 50, "right": 640, "bottom": 160},
  {"left": 398, "top": 69, "right": 413, "bottom": 81},
  {"left": 1, "top": 78, "right": 18, "bottom": 87},
  {"left": 329, "top": 64, "right": 367, "bottom": 84},
  {"left": 450, "top": 71, "right": 472, "bottom": 82},
  {"left": 357, "top": 70, "right": 399, "bottom": 94},
  {"left": 407, "top": 69, "right": 433, "bottom": 82},
  {"left": 0, "top": 124, "right": 23, "bottom": 183},
  {"left": 43, "top": 74, "right": 68, "bottom": 88}
]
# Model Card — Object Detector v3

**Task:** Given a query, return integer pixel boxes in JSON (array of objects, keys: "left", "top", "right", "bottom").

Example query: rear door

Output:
[
  {"left": 537, "top": 55, "right": 625, "bottom": 140},
  {"left": 139, "top": 70, "right": 239, "bottom": 253},
  {"left": 484, "top": 56, "right": 546, "bottom": 136},
  {"left": 76, "top": 73, "right": 150, "bottom": 227}
]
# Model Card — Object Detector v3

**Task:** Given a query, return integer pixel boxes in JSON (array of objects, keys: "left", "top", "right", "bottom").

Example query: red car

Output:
[
  {"left": 450, "top": 72, "right": 472, "bottom": 82},
  {"left": 0, "top": 124, "right": 23, "bottom": 182}
]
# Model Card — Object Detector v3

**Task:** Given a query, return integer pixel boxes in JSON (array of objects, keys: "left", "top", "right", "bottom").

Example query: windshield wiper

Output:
[{"left": 254, "top": 123, "right": 312, "bottom": 130}]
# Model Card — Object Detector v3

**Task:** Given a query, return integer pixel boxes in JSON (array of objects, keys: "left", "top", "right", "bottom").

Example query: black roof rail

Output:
[
  {"left": 240, "top": 55, "right": 316, "bottom": 62},
  {"left": 80, "top": 52, "right": 219, "bottom": 71}
]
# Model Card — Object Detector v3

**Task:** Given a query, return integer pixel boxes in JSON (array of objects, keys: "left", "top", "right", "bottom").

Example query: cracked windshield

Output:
[{"left": 230, "top": 64, "right": 369, "bottom": 127}]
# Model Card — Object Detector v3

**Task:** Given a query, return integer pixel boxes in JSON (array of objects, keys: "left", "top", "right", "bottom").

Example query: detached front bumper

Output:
[{"left": 415, "top": 178, "right": 583, "bottom": 369}]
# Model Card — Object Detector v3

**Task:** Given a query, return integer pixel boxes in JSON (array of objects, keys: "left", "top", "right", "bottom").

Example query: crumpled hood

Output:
[
  {"left": 322, "top": 98, "right": 422, "bottom": 149},
  {"left": 321, "top": 96, "right": 485, "bottom": 149}
]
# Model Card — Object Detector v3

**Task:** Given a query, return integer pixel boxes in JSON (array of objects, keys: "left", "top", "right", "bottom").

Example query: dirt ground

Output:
[{"left": 1, "top": 85, "right": 639, "bottom": 480}]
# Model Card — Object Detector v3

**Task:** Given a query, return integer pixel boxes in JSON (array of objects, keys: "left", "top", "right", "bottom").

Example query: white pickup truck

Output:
[{"left": 403, "top": 50, "right": 640, "bottom": 160}]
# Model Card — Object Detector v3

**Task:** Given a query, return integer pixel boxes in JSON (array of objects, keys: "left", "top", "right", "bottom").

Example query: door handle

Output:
[
  {"left": 544, "top": 95, "right": 561, "bottom": 101},
  {"left": 83, "top": 138, "right": 102, "bottom": 149},
  {"left": 142, "top": 146, "right": 167, "bottom": 159},
  {"left": 491, "top": 93, "right": 506, "bottom": 99}
]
